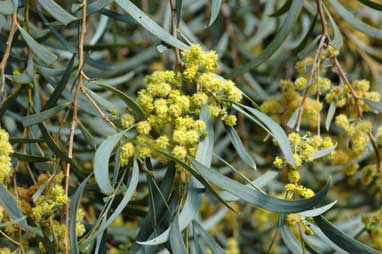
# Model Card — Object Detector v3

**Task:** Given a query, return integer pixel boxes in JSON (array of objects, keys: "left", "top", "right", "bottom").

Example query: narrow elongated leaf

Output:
[
  {"left": 6, "top": 53, "right": 34, "bottom": 84},
  {"left": 293, "top": 14, "right": 318, "bottom": 54},
  {"left": 18, "top": 26, "right": 57, "bottom": 65},
  {"left": 81, "top": 159, "right": 139, "bottom": 247},
  {"left": 297, "top": 201, "right": 337, "bottom": 217},
  {"left": 23, "top": 103, "right": 69, "bottom": 126},
  {"left": 38, "top": 123, "right": 83, "bottom": 176},
  {"left": 13, "top": 152, "right": 52, "bottom": 162},
  {"left": 70, "top": 175, "right": 90, "bottom": 254},
  {"left": 325, "top": 101, "right": 336, "bottom": 130},
  {"left": 226, "top": 126, "right": 256, "bottom": 170},
  {"left": 358, "top": 0, "right": 382, "bottom": 10},
  {"left": 314, "top": 216, "right": 379, "bottom": 254},
  {"left": 193, "top": 220, "right": 225, "bottom": 254},
  {"left": 329, "top": 0, "right": 382, "bottom": 39},
  {"left": 176, "top": 0, "right": 182, "bottom": 25},
  {"left": 269, "top": 0, "right": 292, "bottom": 17},
  {"left": 208, "top": 0, "right": 222, "bottom": 27},
  {"left": 94, "top": 130, "right": 126, "bottom": 194},
  {"left": 170, "top": 214, "right": 187, "bottom": 254},
  {"left": 44, "top": 54, "right": 76, "bottom": 109},
  {"left": 280, "top": 226, "right": 309, "bottom": 254},
  {"left": 191, "top": 159, "right": 331, "bottom": 213},
  {"left": 229, "top": 0, "right": 304, "bottom": 77},
  {"left": 0, "top": 184, "right": 43, "bottom": 236},
  {"left": 86, "top": 0, "right": 114, "bottom": 16},
  {"left": 235, "top": 104, "right": 295, "bottom": 166},
  {"left": 219, "top": 171, "right": 278, "bottom": 202},
  {"left": 38, "top": 0, "right": 77, "bottom": 25},
  {"left": 115, "top": 0, "right": 188, "bottom": 50},
  {"left": 90, "top": 81, "right": 145, "bottom": 120},
  {"left": 363, "top": 98, "right": 382, "bottom": 113},
  {"left": 130, "top": 165, "right": 175, "bottom": 253},
  {"left": 312, "top": 144, "right": 337, "bottom": 160},
  {"left": 286, "top": 109, "right": 298, "bottom": 129},
  {"left": 325, "top": 6, "right": 343, "bottom": 50}
]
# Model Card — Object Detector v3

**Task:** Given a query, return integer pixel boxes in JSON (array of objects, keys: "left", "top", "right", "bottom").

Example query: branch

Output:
[
  {"left": 169, "top": 0, "right": 181, "bottom": 70},
  {"left": 0, "top": 13, "right": 18, "bottom": 100},
  {"left": 64, "top": 1, "right": 87, "bottom": 253}
]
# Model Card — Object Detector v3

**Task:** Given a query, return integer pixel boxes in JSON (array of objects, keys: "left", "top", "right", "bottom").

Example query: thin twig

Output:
[
  {"left": 0, "top": 13, "right": 18, "bottom": 99},
  {"left": 169, "top": 0, "right": 181, "bottom": 70},
  {"left": 80, "top": 86, "right": 118, "bottom": 130},
  {"left": 64, "top": 1, "right": 87, "bottom": 253},
  {"left": 295, "top": 0, "right": 328, "bottom": 132}
]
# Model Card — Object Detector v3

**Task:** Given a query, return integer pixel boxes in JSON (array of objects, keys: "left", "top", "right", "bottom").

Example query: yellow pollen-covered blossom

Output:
[
  {"left": 224, "top": 115, "right": 237, "bottom": 126},
  {"left": 121, "top": 113, "right": 135, "bottom": 129},
  {"left": 0, "top": 129, "right": 13, "bottom": 183},
  {"left": 192, "top": 92, "right": 208, "bottom": 107},
  {"left": 273, "top": 156, "right": 283, "bottom": 168},
  {"left": 136, "top": 121, "right": 152, "bottom": 135},
  {"left": 294, "top": 77, "right": 307, "bottom": 91},
  {"left": 172, "top": 145, "right": 187, "bottom": 160},
  {"left": 288, "top": 170, "right": 300, "bottom": 183}
]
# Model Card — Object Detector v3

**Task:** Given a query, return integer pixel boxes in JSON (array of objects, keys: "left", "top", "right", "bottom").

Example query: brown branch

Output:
[
  {"left": 0, "top": 13, "right": 18, "bottom": 99},
  {"left": 64, "top": 0, "right": 87, "bottom": 253},
  {"left": 295, "top": 0, "right": 328, "bottom": 132},
  {"left": 80, "top": 86, "right": 118, "bottom": 130},
  {"left": 169, "top": 0, "right": 181, "bottom": 70}
]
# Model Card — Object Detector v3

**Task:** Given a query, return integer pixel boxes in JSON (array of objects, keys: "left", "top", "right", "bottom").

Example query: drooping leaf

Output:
[
  {"left": 208, "top": 0, "right": 222, "bottom": 27},
  {"left": 363, "top": 98, "right": 382, "bottom": 113},
  {"left": 269, "top": 0, "right": 292, "bottom": 17},
  {"left": 325, "top": 101, "right": 337, "bottom": 130},
  {"left": 115, "top": 0, "right": 189, "bottom": 50},
  {"left": 176, "top": 0, "right": 183, "bottom": 25},
  {"left": 292, "top": 14, "right": 318, "bottom": 54},
  {"left": 314, "top": 216, "right": 379, "bottom": 254},
  {"left": 23, "top": 103, "right": 69, "bottom": 126},
  {"left": 234, "top": 104, "right": 295, "bottom": 167},
  {"left": 13, "top": 152, "right": 52, "bottom": 162},
  {"left": 312, "top": 144, "right": 337, "bottom": 160},
  {"left": 6, "top": 53, "right": 34, "bottom": 84},
  {"left": 94, "top": 130, "right": 126, "bottom": 194},
  {"left": 44, "top": 54, "right": 76, "bottom": 109},
  {"left": 358, "top": 0, "right": 382, "bottom": 10},
  {"left": 170, "top": 214, "right": 187, "bottom": 254},
  {"left": 18, "top": 26, "right": 58, "bottom": 65},
  {"left": 280, "top": 226, "right": 308, "bottom": 254},
  {"left": 191, "top": 159, "right": 331, "bottom": 213},
  {"left": 81, "top": 159, "right": 139, "bottom": 247},
  {"left": 70, "top": 175, "right": 91, "bottom": 254},
  {"left": 193, "top": 220, "right": 225, "bottom": 254},
  {"left": 38, "top": 0, "right": 77, "bottom": 25},
  {"left": 324, "top": 5, "right": 343, "bottom": 50},
  {"left": 329, "top": 0, "right": 382, "bottom": 39},
  {"left": 297, "top": 201, "right": 337, "bottom": 217},
  {"left": 229, "top": 0, "right": 304, "bottom": 77},
  {"left": 226, "top": 126, "right": 256, "bottom": 170}
]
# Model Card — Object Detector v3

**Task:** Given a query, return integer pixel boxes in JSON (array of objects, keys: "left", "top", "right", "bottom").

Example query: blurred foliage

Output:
[{"left": 0, "top": 0, "right": 382, "bottom": 253}]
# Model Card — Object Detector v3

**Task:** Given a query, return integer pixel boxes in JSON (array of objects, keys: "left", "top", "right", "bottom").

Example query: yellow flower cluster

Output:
[
  {"left": 273, "top": 132, "right": 334, "bottom": 170},
  {"left": 286, "top": 213, "right": 314, "bottom": 235},
  {"left": 119, "top": 45, "right": 242, "bottom": 166},
  {"left": 0, "top": 128, "right": 13, "bottom": 183},
  {"left": 326, "top": 79, "right": 380, "bottom": 114},
  {"left": 334, "top": 114, "right": 371, "bottom": 157},
  {"left": 261, "top": 80, "right": 324, "bottom": 128},
  {"left": 31, "top": 173, "right": 68, "bottom": 222},
  {"left": 363, "top": 212, "right": 382, "bottom": 249}
]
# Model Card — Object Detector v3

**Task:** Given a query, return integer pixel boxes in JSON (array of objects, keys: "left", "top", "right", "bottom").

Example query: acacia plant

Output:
[{"left": 0, "top": 0, "right": 382, "bottom": 253}]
